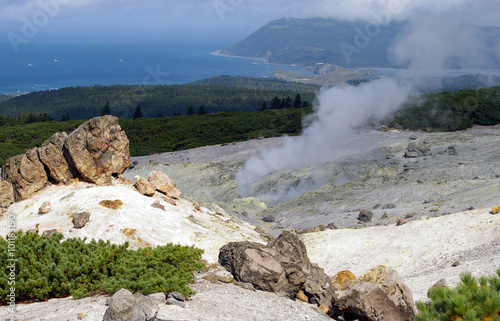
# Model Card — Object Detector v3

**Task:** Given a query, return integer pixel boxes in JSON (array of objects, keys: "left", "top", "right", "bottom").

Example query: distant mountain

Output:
[{"left": 221, "top": 17, "right": 500, "bottom": 69}]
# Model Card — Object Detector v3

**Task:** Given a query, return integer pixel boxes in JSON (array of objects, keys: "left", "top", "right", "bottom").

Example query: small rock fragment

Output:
[
  {"left": 203, "top": 274, "right": 218, "bottom": 283},
  {"left": 72, "top": 211, "right": 91, "bottom": 229},
  {"left": 42, "top": 229, "right": 59, "bottom": 237},
  {"left": 452, "top": 261, "right": 460, "bottom": 267},
  {"left": 151, "top": 200, "right": 165, "bottom": 211},
  {"left": 38, "top": 201, "right": 52, "bottom": 214},
  {"left": 77, "top": 312, "right": 86, "bottom": 320},
  {"left": 168, "top": 291, "right": 186, "bottom": 302},
  {"left": 134, "top": 175, "right": 156, "bottom": 196},
  {"left": 332, "top": 270, "right": 356, "bottom": 290},
  {"left": 296, "top": 290, "right": 309, "bottom": 303},
  {"left": 166, "top": 297, "right": 185, "bottom": 308},
  {"left": 491, "top": 206, "right": 500, "bottom": 214},
  {"left": 395, "top": 217, "right": 409, "bottom": 226},
  {"left": 380, "top": 212, "right": 389, "bottom": 219},
  {"left": 193, "top": 202, "right": 201, "bottom": 211},
  {"left": 358, "top": 210, "right": 373, "bottom": 222},
  {"left": 99, "top": 200, "right": 123, "bottom": 209},
  {"left": 382, "top": 203, "right": 396, "bottom": 209},
  {"left": 262, "top": 215, "right": 275, "bottom": 223},
  {"left": 318, "top": 305, "right": 330, "bottom": 315}
]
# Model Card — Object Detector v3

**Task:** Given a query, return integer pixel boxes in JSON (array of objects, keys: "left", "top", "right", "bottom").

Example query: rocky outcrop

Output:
[
  {"left": 219, "top": 231, "right": 336, "bottom": 312},
  {"left": 314, "top": 63, "right": 337, "bottom": 75},
  {"left": 103, "top": 289, "right": 159, "bottom": 321},
  {"left": 2, "top": 148, "right": 48, "bottom": 201},
  {"left": 0, "top": 180, "right": 14, "bottom": 213},
  {"left": 1, "top": 116, "right": 130, "bottom": 202},
  {"left": 332, "top": 265, "right": 416, "bottom": 321},
  {"left": 38, "top": 132, "right": 74, "bottom": 184},
  {"left": 64, "top": 115, "right": 130, "bottom": 185}
]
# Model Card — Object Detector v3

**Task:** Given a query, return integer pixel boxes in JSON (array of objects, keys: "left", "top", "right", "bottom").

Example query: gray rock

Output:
[
  {"left": 103, "top": 289, "right": 159, "bottom": 321},
  {"left": 72, "top": 211, "right": 91, "bottom": 229},
  {"left": 262, "top": 215, "right": 275, "bottom": 223},
  {"left": 382, "top": 203, "right": 396, "bottom": 209},
  {"left": 445, "top": 145, "right": 458, "bottom": 156},
  {"left": 167, "top": 291, "right": 186, "bottom": 302},
  {"left": 358, "top": 210, "right": 373, "bottom": 222},
  {"left": 219, "top": 231, "right": 336, "bottom": 310},
  {"left": 148, "top": 292, "right": 166, "bottom": 303},
  {"left": 166, "top": 297, "right": 185, "bottom": 308}
]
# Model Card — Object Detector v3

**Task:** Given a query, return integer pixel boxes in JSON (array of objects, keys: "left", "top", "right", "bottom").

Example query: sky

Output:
[{"left": 1, "top": 0, "right": 499, "bottom": 45}]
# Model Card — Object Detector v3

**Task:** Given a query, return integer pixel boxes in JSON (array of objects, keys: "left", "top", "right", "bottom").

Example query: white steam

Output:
[{"left": 236, "top": 78, "right": 410, "bottom": 201}]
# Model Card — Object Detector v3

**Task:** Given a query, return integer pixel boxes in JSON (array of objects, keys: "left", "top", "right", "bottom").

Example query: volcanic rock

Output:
[
  {"left": 358, "top": 210, "right": 373, "bottom": 222},
  {"left": 2, "top": 148, "right": 48, "bottom": 201},
  {"left": 72, "top": 211, "right": 91, "bottom": 229},
  {"left": 64, "top": 115, "right": 130, "bottom": 185},
  {"left": 134, "top": 175, "right": 156, "bottom": 196},
  {"left": 38, "top": 132, "right": 73, "bottom": 184},
  {"left": 103, "top": 288, "right": 158, "bottom": 321},
  {"left": 333, "top": 265, "right": 416, "bottom": 321},
  {"left": 148, "top": 170, "right": 181, "bottom": 199},
  {"left": 0, "top": 180, "right": 14, "bottom": 211},
  {"left": 218, "top": 231, "right": 336, "bottom": 310}
]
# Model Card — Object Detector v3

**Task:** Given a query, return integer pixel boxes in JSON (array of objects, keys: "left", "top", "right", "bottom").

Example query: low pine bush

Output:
[
  {"left": 416, "top": 270, "right": 500, "bottom": 321},
  {"left": 0, "top": 232, "right": 205, "bottom": 304}
]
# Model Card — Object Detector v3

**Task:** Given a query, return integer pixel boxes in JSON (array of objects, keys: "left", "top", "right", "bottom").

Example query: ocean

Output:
[{"left": 0, "top": 39, "right": 310, "bottom": 95}]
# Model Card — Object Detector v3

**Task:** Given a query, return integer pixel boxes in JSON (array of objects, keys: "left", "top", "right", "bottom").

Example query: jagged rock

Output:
[
  {"left": 219, "top": 231, "right": 336, "bottom": 310},
  {"left": 193, "top": 202, "right": 201, "bottom": 211},
  {"left": 0, "top": 180, "right": 14, "bottom": 210},
  {"left": 2, "top": 148, "right": 48, "bottom": 201},
  {"left": 333, "top": 265, "right": 416, "bottom": 321},
  {"left": 72, "top": 211, "right": 91, "bottom": 229},
  {"left": 64, "top": 115, "right": 130, "bottom": 185},
  {"left": 491, "top": 206, "right": 500, "bottom": 214},
  {"left": 148, "top": 170, "right": 181, "bottom": 199},
  {"left": 166, "top": 297, "right": 185, "bottom": 308},
  {"left": 38, "top": 132, "right": 74, "bottom": 184},
  {"left": 332, "top": 270, "right": 356, "bottom": 291},
  {"left": 134, "top": 176, "right": 156, "bottom": 196},
  {"left": 103, "top": 288, "right": 158, "bottom": 321},
  {"left": 358, "top": 210, "right": 373, "bottom": 222},
  {"left": 38, "top": 201, "right": 51, "bottom": 214}
]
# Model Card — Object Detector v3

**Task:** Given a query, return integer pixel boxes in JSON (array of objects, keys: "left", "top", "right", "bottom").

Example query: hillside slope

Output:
[{"left": 221, "top": 17, "right": 500, "bottom": 68}]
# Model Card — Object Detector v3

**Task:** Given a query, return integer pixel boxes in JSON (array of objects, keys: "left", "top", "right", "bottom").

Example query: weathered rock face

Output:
[
  {"left": 65, "top": 115, "right": 130, "bottom": 185},
  {"left": 103, "top": 288, "right": 158, "bottom": 321},
  {"left": 219, "top": 231, "right": 336, "bottom": 311},
  {"left": 1, "top": 115, "right": 130, "bottom": 202},
  {"left": 2, "top": 148, "right": 48, "bottom": 201},
  {"left": 333, "top": 265, "right": 416, "bottom": 321},
  {"left": 38, "top": 132, "right": 74, "bottom": 184},
  {"left": 0, "top": 180, "right": 15, "bottom": 211}
]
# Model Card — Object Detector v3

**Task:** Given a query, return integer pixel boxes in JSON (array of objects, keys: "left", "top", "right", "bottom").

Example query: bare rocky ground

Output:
[
  {"left": 126, "top": 125, "right": 500, "bottom": 231},
  {"left": 1, "top": 125, "right": 499, "bottom": 320}
]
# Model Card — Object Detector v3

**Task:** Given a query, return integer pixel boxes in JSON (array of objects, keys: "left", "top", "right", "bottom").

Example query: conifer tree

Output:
[
  {"left": 294, "top": 93, "right": 302, "bottom": 108},
  {"left": 133, "top": 104, "right": 143, "bottom": 119},
  {"left": 102, "top": 102, "right": 111, "bottom": 116}
]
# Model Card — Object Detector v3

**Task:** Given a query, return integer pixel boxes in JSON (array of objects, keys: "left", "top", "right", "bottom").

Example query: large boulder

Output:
[
  {"left": 219, "top": 231, "right": 336, "bottom": 311},
  {"left": 64, "top": 115, "right": 130, "bottom": 185},
  {"left": 103, "top": 289, "right": 159, "bottom": 321},
  {"left": 0, "top": 180, "right": 15, "bottom": 211},
  {"left": 333, "top": 265, "right": 416, "bottom": 321},
  {"left": 38, "top": 132, "right": 74, "bottom": 184},
  {"left": 2, "top": 148, "right": 48, "bottom": 201}
]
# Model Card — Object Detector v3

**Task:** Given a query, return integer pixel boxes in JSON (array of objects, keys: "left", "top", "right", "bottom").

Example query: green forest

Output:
[
  {"left": 0, "top": 83, "right": 499, "bottom": 165},
  {"left": 0, "top": 79, "right": 317, "bottom": 121}
]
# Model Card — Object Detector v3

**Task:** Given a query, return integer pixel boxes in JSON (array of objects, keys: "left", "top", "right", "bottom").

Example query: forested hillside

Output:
[{"left": 0, "top": 80, "right": 317, "bottom": 120}]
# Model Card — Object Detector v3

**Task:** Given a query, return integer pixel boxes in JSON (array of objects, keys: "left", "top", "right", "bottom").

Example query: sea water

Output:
[{"left": 0, "top": 39, "right": 310, "bottom": 94}]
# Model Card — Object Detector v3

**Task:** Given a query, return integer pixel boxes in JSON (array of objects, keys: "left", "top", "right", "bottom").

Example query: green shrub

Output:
[
  {"left": 0, "top": 232, "right": 205, "bottom": 304},
  {"left": 416, "top": 269, "right": 500, "bottom": 321}
]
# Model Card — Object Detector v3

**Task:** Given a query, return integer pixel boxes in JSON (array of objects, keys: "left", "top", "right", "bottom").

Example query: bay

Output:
[{"left": 0, "top": 40, "right": 310, "bottom": 94}]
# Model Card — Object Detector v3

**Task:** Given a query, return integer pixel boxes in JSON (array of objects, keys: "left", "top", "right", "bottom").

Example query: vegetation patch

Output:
[
  {"left": 416, "top": 270, "right": 500, "bottom": 321},
  {"left": 0, "top": 232, "right": 205, "bottom": 304}
]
